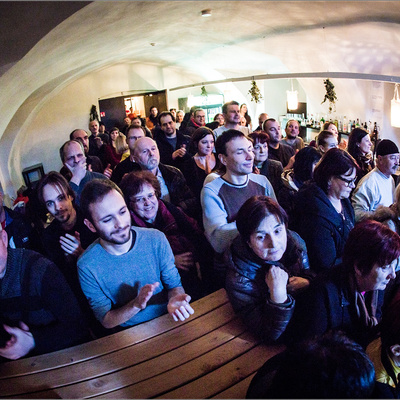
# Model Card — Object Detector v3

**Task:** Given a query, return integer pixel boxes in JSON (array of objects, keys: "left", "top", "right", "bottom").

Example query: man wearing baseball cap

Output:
[{"left": 352, "top": 139, "right": 400, "bottom": 221}]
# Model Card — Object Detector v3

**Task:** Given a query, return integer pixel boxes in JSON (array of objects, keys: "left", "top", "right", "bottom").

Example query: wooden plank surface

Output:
[
  {"left": 211, "top": 373, "right": 255, "bottom": 399},
  {"left": 158, "top": 343, "right": 284, "bottom": 399},
  {"left": 93, "top": 331, "right": 261, "bottom": 399},
  {"left": 1, "top": 301, "right": 236, "bottom": 397},
  {"left": 0, "top": 288, "right": 229, "bottom": 379}
]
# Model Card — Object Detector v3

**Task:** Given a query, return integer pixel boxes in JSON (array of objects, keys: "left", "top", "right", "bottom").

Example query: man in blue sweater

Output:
[{"left": 78, "top": 179, "right": 194, "bottom": 329}]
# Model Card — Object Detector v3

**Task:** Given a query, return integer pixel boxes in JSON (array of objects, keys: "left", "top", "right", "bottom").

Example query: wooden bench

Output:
[{"left": 0, "top": 289, "right": 284, "bottom": 399}]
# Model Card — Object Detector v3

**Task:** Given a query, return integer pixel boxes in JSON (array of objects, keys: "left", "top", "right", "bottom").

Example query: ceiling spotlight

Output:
[{"left": 201, "top": 9, "right": 212, "bottom": 17}]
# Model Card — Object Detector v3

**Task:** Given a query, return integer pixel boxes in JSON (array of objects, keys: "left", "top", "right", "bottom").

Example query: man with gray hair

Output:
[{"left": 352, "top": 139, "right": 400, "bottom": 221}]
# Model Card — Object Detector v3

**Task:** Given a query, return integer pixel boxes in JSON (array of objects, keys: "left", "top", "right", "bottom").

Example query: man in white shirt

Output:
[
  {"left": 352, "top": 139, "right": 399, "bottom": 221},
  {"left": 213, "top": 101, "right": 250, "bottom": 140}
]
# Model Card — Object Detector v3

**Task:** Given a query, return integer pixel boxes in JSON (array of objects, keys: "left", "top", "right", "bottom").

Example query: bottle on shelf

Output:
[
  {"left": 347, "top": 119, "right": 352, "bottom": 133},
  {"left": 334, "top": 116, "right": 338, "bottom": 129},
  {"left": 338, "top": 116, "right": 343, "bottom": 132},
  {"left": 343, "top": 116, "right": 348, "bottom": 133},
  {"left": 355, "top": 118, "right": 360, "bottom": 128},
  {"left": 320, "top": 116, "right": 325, "bottom": 130},
  {"left": 363, "top": 121, "right": 368, "bottom": 131}
]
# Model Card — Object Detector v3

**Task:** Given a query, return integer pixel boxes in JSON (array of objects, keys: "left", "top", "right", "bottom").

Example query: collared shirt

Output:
[{"left": 156, "top": 168, "right": 170, "bottom": 203}]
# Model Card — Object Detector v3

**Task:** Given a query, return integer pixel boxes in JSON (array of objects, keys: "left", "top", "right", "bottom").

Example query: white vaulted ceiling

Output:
[{"left": 1, "top": 1, "right": 400, "bottom": 195}]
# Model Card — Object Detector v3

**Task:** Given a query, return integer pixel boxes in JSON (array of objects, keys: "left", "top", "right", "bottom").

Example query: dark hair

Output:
[
  {"left": 222, "top": 100, "right": 239, "bottom": 115},
  {"left": 215, "top": 129, "right": 247, "bottom": 157},
  {"left": 126, "top": 125, "right": 146, "bottom": 137},
  {"left": 293, "top": 146, "right": 322, "bottom": 183},
  {"left": 323, "top": 121, "right": 336, "bottom": 131},
  {"left": 149, "top": 106, "right": 157, "bottom": 113},
  {"left": 342, "top": 219, "right": 400, "bottom": 275},
  {"left": 158, "top": 111, "right": 176, "bottom": 124},
  {"left": 313, "top": 148, "right": 358, "bottom": 193},
  {"left": 189, "top": 127, "right": 215, "bottom": 154},
  {"left": 317, "top": 130, "right": 336, "bottom": 148},
  {"left": 348, "top": 127, "right": 369, "bottom": 159},
  {"left": 80, "top": 179, "right": 123, "bottom": 223},
  {"left": 59, "top": 140, "right": 84, "bottom": 163},
  {"left": 236, "top": 196, "right": 288, "bottom": 243},
  {"left": 37, "top": 171, "right": 75, "bottom": 206},
  {"left": 119, "top": 170, "right": 161, "bottom": 207},
  {"left": 381, "top": 288, "right": 400, "bottom": 349},
  {"left": 262, "top": 118, "right": 277, "bottom": 132},
  {"left": 248, "top": 131, "right": 270, "bottom": 145},
  {"left": 263, "top": 331, "right": 375, "bottom": 399},
  {"left": 69, "top": 129, "right": 88, "bottom": 141},
  {"left": 214, "top": 113, "right": 223, "bottom": 121},
  {"left": 109, "top": 127, "right": 120, "bottom": 134}
]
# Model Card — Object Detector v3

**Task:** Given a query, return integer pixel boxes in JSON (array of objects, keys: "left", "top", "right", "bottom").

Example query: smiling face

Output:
[
  {"left": 248, "top": 214, "right": 287, "bottom": 262},
  {"left": 326, "top": 123, "right": 338, "bottom": 136},
  {"left": 220, "top": 136, "right": 254, "bottom": 176},
  {"left": 130, "top": 183, "right": 159, "bottom": 223},
  {"left": 197, "top": 134, "right": 214, "bottom": 156},
  {"left": 194, "top": 110, "right": 206, "bottom": 126},
  {"left": 359, "top": 134, "right": 372, "bottom": 155},
  {"left": 87, "top": 189, "right": 131, "bottom": 245},
  {"left": 328, "top": 167, "right": 356, "bottom": 200},
  {"left": 42, "top": 183, "right": 75, "bottom": 225}
]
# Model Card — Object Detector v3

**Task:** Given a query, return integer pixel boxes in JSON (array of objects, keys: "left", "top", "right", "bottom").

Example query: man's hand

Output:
[
  {"left": 65, "top": 157, "right": 87, "bottom": 185},
  {"left": 283, "top": 149, "right": 298, "bottom": 171},
  {"left": 172, "top": 144, "right": 187, "bottom": 160},
  {"left": 174, "top": 252, "right": 194, "bottom": 271},
  {"left": 167, "top": 293, "right": 194, "bottom": 322},
  {"left": 287, "top": 276, "right": 310, "bottom": 294},
  {"left": 265, "top": 265, "right": 288, "bottom": 304},
  {"left": 338, "top": 139, "right": 348, "bottom": 150},
  {"left": 0, "top": 322, "right": 35, "bottom": 360},
  {"left": 133, "top": 282, "right": 159, "bottom": 310},
  {"left": 103, "top": 164, "right": 112, "bottom": 179},
  {"left": 60, "top": 231, "right": 84, "bottom": 258}
]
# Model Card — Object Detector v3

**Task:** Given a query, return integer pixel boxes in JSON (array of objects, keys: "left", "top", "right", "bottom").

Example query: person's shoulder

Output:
[
  {"left": 159, "top": 163, "right": 184, "bottom": 177},
  {"left": 78, "top": 239, "right": 102, "bottom": 265},
  {"left": 248, "top": 172, "right": 269, "bottom": 185},
  {"left": 133, "top": 226, "right": 168, "bottom": 248},
  {"left": 90, "top": 171, "right": 108, "bottom": 180},
  {"left": 280, "top": 141, "right": 295, "bottom": 154}
]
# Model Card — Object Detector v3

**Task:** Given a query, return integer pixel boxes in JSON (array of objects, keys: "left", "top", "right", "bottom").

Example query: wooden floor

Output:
[{"left": 0, "top": 289, "right": 284, "bottom": 399}]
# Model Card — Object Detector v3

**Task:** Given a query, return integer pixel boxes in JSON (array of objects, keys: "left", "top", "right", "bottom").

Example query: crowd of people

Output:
[{"left": 2, "top": 100, "right": 400, "bottom": 397}]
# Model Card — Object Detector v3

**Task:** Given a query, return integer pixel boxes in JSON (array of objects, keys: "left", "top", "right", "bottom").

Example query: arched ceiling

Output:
[{"left": 1, "top": 1, "right": 400, "bottom": 194}]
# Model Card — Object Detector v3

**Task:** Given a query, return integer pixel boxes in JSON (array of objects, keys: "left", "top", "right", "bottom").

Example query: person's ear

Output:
[
  {"left": 318, "top": 145, "right": 325, "bottom": 153},
  {"left": 218, "top": 153, "right": 227, "bottom": 166},
  {"left": 390, "top": 344, "right": 400, "bottom": 357},
  {"left": 0, "top": 229, "right": 8, "bottom": 248},
  {"left": 84, "top": 218, "right": 97, "bottom": 233}
]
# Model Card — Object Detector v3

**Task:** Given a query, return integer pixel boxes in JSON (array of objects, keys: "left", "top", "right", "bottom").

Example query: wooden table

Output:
[{"left": 0, "top": 289, "right": 284, "bottom": 399}]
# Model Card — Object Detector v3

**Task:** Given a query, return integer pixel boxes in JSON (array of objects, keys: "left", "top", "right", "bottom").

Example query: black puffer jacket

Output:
[{"left": 225, "top": 230, "right": 311, "bottom": 343}]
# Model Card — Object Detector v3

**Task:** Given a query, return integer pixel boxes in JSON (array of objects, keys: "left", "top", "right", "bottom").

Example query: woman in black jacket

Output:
[
  {"left": 291, "top": 148, "right": 358, "bottom": 273},
  {"left": 225, "top": 196, "right": 313, "bottom": 343}
]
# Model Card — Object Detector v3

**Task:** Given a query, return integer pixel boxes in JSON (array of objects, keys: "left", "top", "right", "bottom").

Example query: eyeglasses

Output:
[
  {"left": 131, "top": 191, "right": 156, "bottom": 205},
  {"left": 336, "top": 176, "right": 357, "bottom": 187}
]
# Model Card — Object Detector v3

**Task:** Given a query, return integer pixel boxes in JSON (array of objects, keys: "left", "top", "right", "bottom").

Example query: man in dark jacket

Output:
[
  {"left": 0, "top": 223, "right": 89, "bottom": 360},
  {"left": 154, "top": 111, "right": 191, "bottom": 172},
  {"left": 183, "top": 108, "right": 206, "bottom": 137},
  {"left": 132, "top": 137, "right": 199, "bottom": 219}
]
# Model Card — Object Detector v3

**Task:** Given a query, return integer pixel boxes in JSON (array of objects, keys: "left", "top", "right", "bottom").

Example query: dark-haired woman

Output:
[
  {"left": 278, "top": 146, "right": 321, "bottom": 226},
  {"left": 225, "top": 196, "right": 313, "bottom": 343},
  {"left": 289, "top": 220, "right": 400, "bottom": 348},
  {"left": 291, "top": 148, "right": 358, "bottom": 273},
  {"left": 183, "top": 127, "right": 216, "bottom": 202},
  {"left": 347, "top": 127, "right": 374, "bottom": 184}
]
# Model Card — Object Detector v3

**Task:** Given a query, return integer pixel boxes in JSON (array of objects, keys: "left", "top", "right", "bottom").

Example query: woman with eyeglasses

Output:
[
  {"left": 291, "top": 148, "right": 358, "bottom": 273},
  {"left": 119, "top": 170, "right": 214, "bottom": 299}
]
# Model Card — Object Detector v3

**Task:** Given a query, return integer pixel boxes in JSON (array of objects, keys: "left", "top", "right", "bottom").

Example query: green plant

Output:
[
  {"left": 90, "top": 104, "right": 99, "bottom": 121},
  {"left": 321, "top": 78, "right": 337, "bottom": 113},
  {"left": 248, "top": 80, "right": 263, "bottom": 103},
  {"left": 201, "top": 85, "right": 208, "bottom": 97}
]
